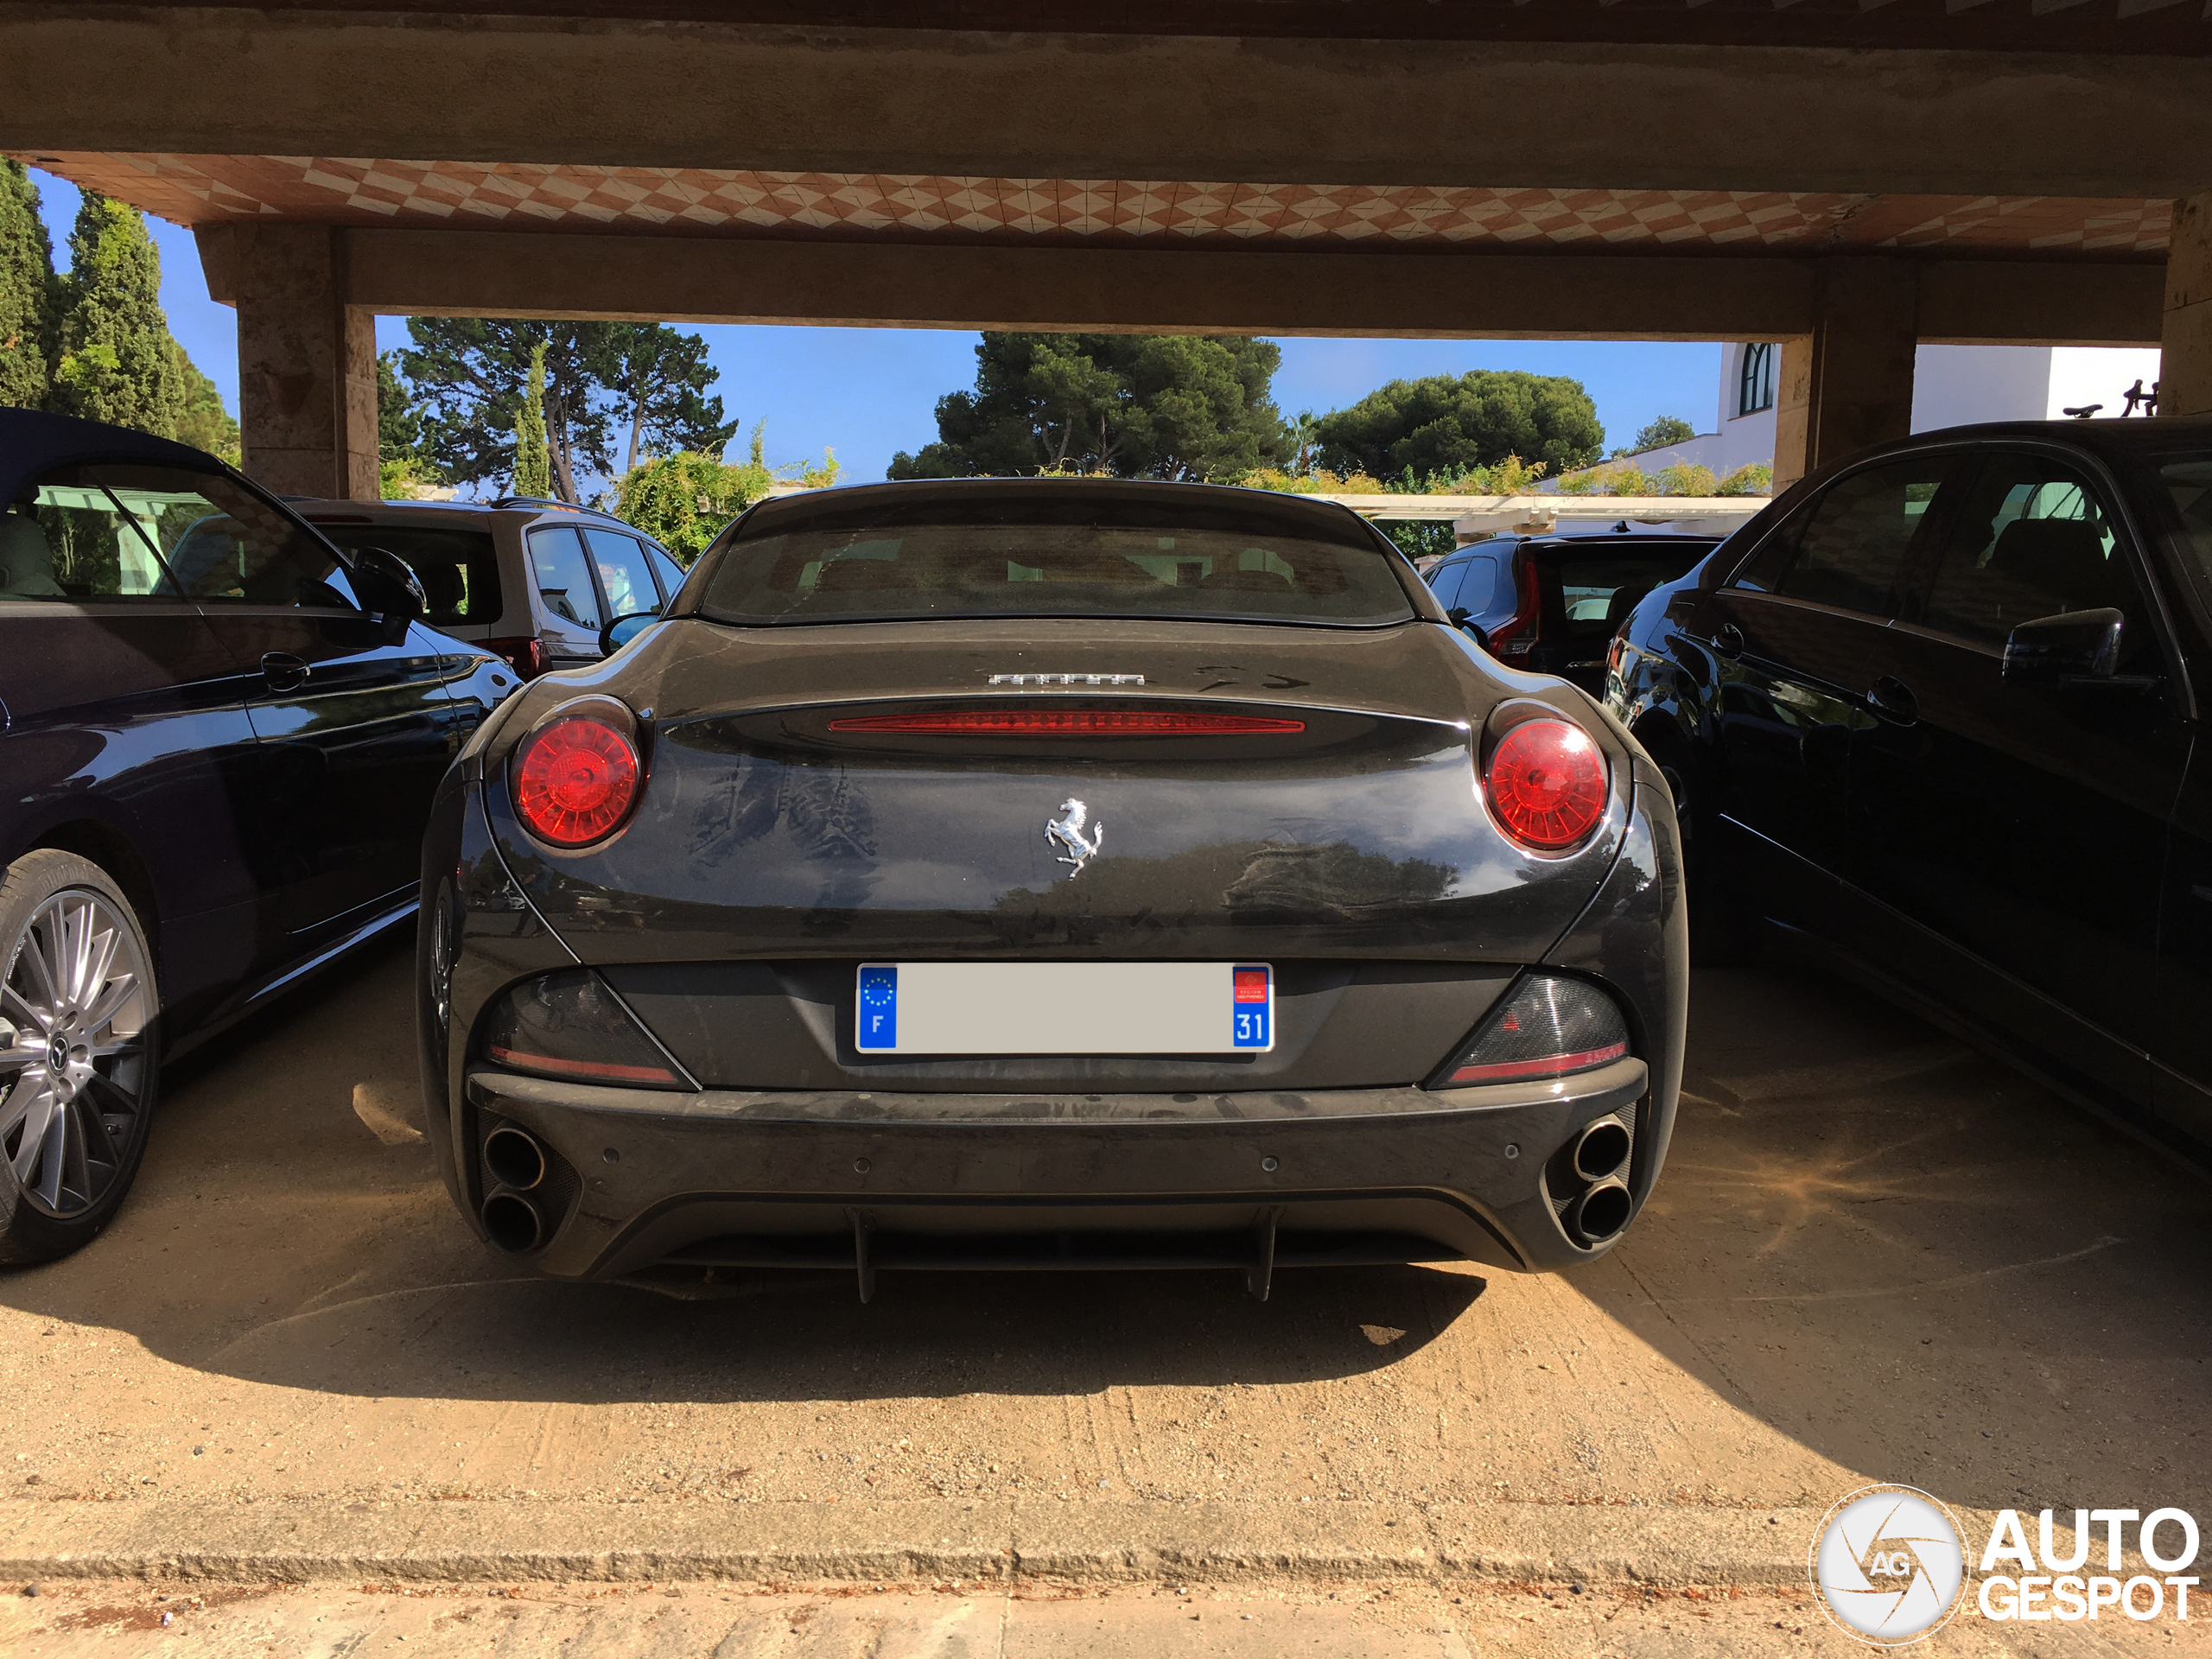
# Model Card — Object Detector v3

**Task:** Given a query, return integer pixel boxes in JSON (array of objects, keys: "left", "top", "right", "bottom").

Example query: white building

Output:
[{"left": 1564, "top": 343, "right": 2166, "bottom": 486}]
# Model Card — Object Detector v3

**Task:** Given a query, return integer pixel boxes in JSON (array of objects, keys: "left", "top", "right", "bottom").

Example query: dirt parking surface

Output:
[
  {"left": 0, "top": 1577, "right": 2200, "bottom": 1658},
  {"left": 2, "top": 939, "right": 2209, "bottom": 1637}
]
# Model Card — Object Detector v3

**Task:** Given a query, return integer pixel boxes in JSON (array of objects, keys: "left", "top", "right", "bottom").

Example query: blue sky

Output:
[{"left": 31, "top": 167, "right": 1724, "bottom": 488}]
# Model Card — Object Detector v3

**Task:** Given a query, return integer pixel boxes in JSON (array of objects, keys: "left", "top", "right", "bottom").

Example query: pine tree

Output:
[
  {"left": 512, "top": 340, "right": 551, "bottom": 498},
  {"left": 0, "top": 161, "right": 55, "bottom": 410},
  {"left": 49, "top": 192, "right": 180, "bottom": 436}
]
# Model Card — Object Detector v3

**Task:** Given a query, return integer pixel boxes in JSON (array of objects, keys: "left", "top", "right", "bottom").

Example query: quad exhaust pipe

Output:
[
  {"left": 480, "top": 1125, "right": 552, "bottom": 1252},
  {"left": 1551, "top": 1113, "right": 1636, "bottom": 1247}
]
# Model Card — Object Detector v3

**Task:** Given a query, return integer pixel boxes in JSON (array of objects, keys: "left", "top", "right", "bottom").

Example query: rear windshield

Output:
[
  {"left": 696, "top": 498, "right": 1416, "bottom": 628},
  {"left": 308, "top": 521, "right": 502, "bottom": 626},
  {"left": 1535, "top": 543, "right": 1712, "bottom": 639}
]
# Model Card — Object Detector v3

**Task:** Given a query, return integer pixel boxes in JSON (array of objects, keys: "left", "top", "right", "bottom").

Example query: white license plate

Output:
[{"left": 855, "top": 962, "right": 1274, "bottom": 1055}]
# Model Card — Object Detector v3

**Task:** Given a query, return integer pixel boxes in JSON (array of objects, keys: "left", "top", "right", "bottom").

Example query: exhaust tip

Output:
[
  {"left": 1572, "top": 1119, "right": 1632, "bottom": 1184},
  {"left": 485, "top": 1125, "right": 548, "bottom": 1191},
  {"left": 482, "top": 1192, "right": 544, "bottom": 1253},
  {"left": 1569, "top": 1179, "right": 1633, "bottom": 1245}
]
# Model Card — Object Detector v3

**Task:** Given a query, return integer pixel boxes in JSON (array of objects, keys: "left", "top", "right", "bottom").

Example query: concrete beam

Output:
[
  {"left": 1771, "top": 260, "right": 1922, "bottom": 495},
  {"left": 194, "top": 226, "right": 2164, "bottom": 348},
  {"left": 227, "top": 226, "right": 378, "bottom": 501},
  {"left": 6, "top": 7, "right": 2212, "bottom": 200},
  {"left": 2164, "top": 194, "right": 2212, "bottom": 421}
]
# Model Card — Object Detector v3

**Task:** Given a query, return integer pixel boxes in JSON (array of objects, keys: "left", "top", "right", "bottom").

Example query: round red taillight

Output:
[
  {"left": 513, "top": 716, "right": 640, "bottom": 846},
  {"left": 1485, "top": 719, "right": 1609, "bottom": 850}
]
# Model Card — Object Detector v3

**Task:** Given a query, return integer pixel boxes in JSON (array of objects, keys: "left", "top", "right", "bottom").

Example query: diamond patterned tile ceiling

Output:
[{"left": 17, "top": 154, "right": 2173, "bottom": 257}]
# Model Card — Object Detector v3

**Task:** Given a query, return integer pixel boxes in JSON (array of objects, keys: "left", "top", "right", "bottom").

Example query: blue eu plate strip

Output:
[
  {"left": 1231, "top": 963, "right": 1271, "bottom": 1050},
  {"left": 857, "top": 963, "right": 898, "bottom": 1050}
]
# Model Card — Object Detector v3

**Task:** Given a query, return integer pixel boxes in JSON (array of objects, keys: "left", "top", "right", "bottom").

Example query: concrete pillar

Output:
[
  {"left": 228, "top": 226, "right": 377, "bottom": 500},
  {"left": 1770, "top": 258, "right": 1920, "bottom": 495},
  {"left": 2162, "top": 193, "right": 2212, "bottom": 421}
]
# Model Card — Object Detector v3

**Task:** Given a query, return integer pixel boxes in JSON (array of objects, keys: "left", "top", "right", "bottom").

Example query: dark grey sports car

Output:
[{"left": 416, "top": 480, "right": 1686, "bottom": 1298}]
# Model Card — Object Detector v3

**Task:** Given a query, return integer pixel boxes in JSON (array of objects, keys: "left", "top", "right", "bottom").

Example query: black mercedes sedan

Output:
[
  {"left": 418, "top": 479, "right": 1688, "bottom": 1299},
  {"left": 1605, "top": 420, "right": 2212, "bottom": 1160},
  {"left": 0, "top": 409, "right": 517, "bottom": 1263}
]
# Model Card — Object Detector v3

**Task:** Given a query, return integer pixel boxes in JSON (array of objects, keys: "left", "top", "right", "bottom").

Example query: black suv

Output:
[{"left": 1427, "top": 529, "right": 1719, "bottom": 693}]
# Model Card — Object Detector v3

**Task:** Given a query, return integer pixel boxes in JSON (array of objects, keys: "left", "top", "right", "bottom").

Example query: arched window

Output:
[{"left": 1738, "top": 344, "right": 1777, "bottom": 417}]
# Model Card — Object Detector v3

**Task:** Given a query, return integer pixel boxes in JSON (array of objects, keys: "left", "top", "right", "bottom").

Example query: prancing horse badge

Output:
[{"left": 1046, "top": 798, "right": 1103, "bottom": 874}]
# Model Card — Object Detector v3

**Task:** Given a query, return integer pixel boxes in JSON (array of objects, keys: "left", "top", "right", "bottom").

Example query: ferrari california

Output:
[{"left": 416, "top": 480, "right": 1686, "bottom": 1298}]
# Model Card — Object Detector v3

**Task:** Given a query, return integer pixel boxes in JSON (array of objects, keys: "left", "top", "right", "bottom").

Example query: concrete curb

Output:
[{"left": 0, "top": 1498, "right": 1842, "bottom": 1588}]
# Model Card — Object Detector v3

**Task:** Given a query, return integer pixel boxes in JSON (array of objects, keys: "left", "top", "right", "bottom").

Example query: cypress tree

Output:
[
  {"left": 49, "top": 191, "right": 180, "bottom": 437},
  {"left": 171, "top": 340, "right": 240, "bottom": 465},
  {"left": 0, "top": 161, "right": 54, "bottom": 410},
  {"left": 512, "top": 340, "right": 551, "bottom": 497}
]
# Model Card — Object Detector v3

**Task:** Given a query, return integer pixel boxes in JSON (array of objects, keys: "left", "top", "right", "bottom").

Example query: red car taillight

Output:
[
  {"left": 828, "top": 709, "right": 1305, "bottom": 736},
  {"left": 1484, "top": 553, "right": 1542, "bottom": 660},
  {"left": 512, "top": 715, "right": 640, "bottom": 846},
  {"left": 483, "top": 636, "right": 549, "bottom": 678},
  {"left": 1484, "top": 718, "right": 1608, "bottom": 850}
]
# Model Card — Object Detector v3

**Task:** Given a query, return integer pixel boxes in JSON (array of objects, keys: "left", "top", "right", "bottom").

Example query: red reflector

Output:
[
  {"left": 488, "top": 1043, "right": 675, "bottom": 1084},
  {"left": 483, "top": 635, "right": 549, "bottom": 678},
  {"left": 1448, "top": 1039, "right": 1628, "bottom": 1084},
  {"left": 828, "top": 709, "right": 1306, "bottom": 735},
  {"left": 513, "top": 715, "right": 640, "bottom": 846},
  {"left": 1485, "top": 719, "right": 1608, "bottom": 850}
]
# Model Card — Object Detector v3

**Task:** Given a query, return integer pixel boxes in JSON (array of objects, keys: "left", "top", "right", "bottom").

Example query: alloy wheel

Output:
[{"left": 0, "top": 889, "right": 153, "bottom": 1217}]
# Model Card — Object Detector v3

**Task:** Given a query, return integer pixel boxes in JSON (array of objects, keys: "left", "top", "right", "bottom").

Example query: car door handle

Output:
[
  {"left": 260, "top": 652, "right": 311, "bottom": 692},
  {"left": 1868, "top": 675, "right": 1918, "bottom": 723},
  {"left": 1713, "top": 624, "right": 1745, "bottom": 656}
]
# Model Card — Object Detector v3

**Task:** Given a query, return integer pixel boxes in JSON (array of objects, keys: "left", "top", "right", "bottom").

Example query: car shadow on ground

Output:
[
  {"left": 0, "top": 933, "right": 1485, "bottom": 1402},
  {"left": 4, "top": 930, "right": 2210, "bottom": 1522},
  {"left": 1588, "top": 957, "right": 2212, "bottom": 1518}
]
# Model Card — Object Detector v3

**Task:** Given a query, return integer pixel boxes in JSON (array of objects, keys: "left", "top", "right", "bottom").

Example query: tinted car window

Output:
[
  {"left": 309, "top": 522, "right": 501, "bottom": 626},
  {"left": 645, "top": 543, "right": 687, "bottom": 605},
  {"left": 1538, "top": 546, "right": 1709, "bottom": 641},
  {"left": 79, "top": 463, "right": 351, "bottom": 607},
  {"left": 1745, "top": 456, "right": 1956, "bottom": 616},
  {"left": 8, "top": 462, "right": 351, "bottom": 607},
  {"left": 1427, "top": 559, "right": 1471, "bottom": 609},
  {"left": 1918, "top": 453, "right": 2143, "bottom": 651},
  {"left": 528, "top": 525, "right": 602, "bottom": 629},
  {"left": 2152, "top": 452, "right": 2212, "bottom": 615},
  {"left": 4, "top": 468, "right": 179, "bottom": 599},
  {"left": 584, "top": 528, "right": 661, "bottom": 621},
  {"left": 699, "top": 499, "right": 1414, "bottom": 628}
]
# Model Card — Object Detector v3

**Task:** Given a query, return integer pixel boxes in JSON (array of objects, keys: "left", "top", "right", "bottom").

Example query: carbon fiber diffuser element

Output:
[{"left": 1433, "top": 974, "right": 1629, "bottom": 1087}]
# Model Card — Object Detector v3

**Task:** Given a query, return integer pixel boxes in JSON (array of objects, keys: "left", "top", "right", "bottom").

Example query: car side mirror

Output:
[
  {"left": 599, "top": 611, "right": 659, "bottom": 656},
  {"left": 345, "top": 546, "right": 426, "bottom": 644},
  {"left": 1446, "top": 607, "right": 1490, "bottom": 652},
  {"left": 2001, "top": 607, "right": 2124, "bottom": 684}
]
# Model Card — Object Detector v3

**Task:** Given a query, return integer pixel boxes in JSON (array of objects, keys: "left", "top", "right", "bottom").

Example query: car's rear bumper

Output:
[{"left": 457, "top": 1055, "right": 1654, "bottom": 1292}]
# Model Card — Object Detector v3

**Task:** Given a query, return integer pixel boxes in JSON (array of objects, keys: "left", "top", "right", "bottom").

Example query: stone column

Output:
[
  {"left": 225, "top": 226, "right": 378, "bottom": 501},
  {"left": 2163, "top": 193, "right": 2212, "bottom": 421},
  {"left": 1770, "top": 259, "right": 1920, "bottom": 495}
]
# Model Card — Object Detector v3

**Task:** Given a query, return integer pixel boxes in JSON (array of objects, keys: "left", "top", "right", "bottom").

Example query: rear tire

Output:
[{"left": 0, "top": 850, "right": 161, "bottom": 1265}]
